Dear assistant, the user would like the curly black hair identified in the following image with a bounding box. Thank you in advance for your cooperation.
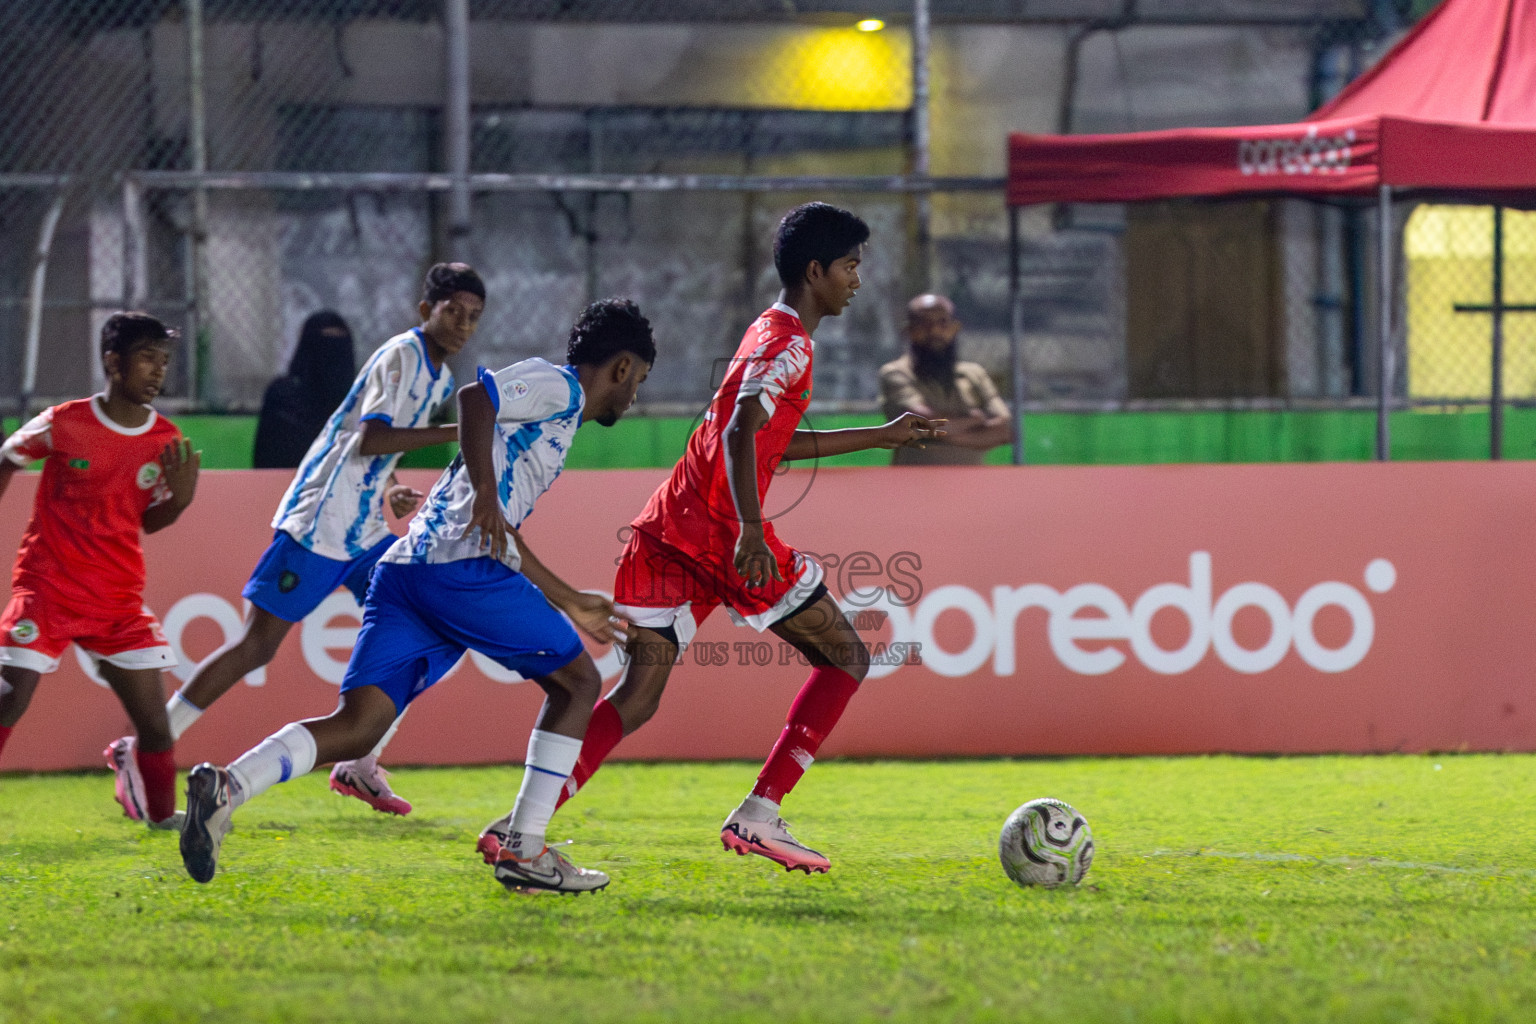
[566,298,656,367]
[773,202,870,288]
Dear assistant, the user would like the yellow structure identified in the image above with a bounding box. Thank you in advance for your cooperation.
[1405,205,1536,399]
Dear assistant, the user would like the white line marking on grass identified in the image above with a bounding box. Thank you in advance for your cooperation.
[1149,849,1536,878]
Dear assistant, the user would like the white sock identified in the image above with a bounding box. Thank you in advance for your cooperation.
[735,793,781,823]
[507,729,583,854]
[227,723,318,809]
[166,691,203,742]
[367,709,406,760]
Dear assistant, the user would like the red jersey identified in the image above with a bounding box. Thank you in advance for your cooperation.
[2,397,182,614]
[632,302,814,557]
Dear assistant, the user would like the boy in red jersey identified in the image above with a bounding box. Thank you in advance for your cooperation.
[0,312,199,828]
[477,202,945,873]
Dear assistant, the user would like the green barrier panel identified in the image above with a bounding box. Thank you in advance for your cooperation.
[1,414,267,470]
[1024,408,1523,464]
[175,416,259,469]
[396,441,460,470]
[6,408,1535,469]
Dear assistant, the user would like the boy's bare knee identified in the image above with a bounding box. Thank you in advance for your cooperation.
[568,666,602,706]
[244,625,288,665]
[633,693,662,727]
[136,724,174,752]
[0,668,39,725]
[611,689,659,731]
[607,659,672,732]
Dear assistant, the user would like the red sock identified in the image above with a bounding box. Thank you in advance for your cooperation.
[135,746,178,823]
[0,725,11,760]
[554,699,625,811]
[753,665,861,804]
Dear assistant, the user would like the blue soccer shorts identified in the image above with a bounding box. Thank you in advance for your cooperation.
[242,530,395,623]
[339,558,586,715]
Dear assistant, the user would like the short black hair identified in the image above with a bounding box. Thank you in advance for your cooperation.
[566,298,656,367]
[100,311,175,360]
[422,262,486,305]
[773,202,870,288]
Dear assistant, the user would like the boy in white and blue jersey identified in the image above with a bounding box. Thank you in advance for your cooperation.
[108,264,482,821]
[266,318,458,563]
[180,300,656,894]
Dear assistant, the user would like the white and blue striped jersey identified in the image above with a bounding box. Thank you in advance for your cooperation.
[272,328,456,561]
[383,358,583,573]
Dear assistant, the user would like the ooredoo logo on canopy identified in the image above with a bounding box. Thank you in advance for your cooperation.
[1237,126,1356,176]
[860,552,1396,680]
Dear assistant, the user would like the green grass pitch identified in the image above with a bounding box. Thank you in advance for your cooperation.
[3,755,1536,1023]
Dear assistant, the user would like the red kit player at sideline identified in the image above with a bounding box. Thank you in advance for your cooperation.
[476,202,946,874]
[0,312,200,829]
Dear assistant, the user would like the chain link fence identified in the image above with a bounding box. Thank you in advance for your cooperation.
[8,0,1493,433]
[1403,204,1536,405]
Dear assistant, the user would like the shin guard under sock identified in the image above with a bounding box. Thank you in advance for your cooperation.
[554,699,625,811]
[752,664,861,805]
[135,746,178,823]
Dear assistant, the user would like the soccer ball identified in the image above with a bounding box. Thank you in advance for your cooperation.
[998,798,1094,888]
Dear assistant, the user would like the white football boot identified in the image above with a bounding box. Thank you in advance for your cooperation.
[493,842,609,894]
[103,736,148,821]
[329,758,412,815]
[720,809,831,873]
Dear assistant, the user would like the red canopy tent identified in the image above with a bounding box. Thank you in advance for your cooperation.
[1003,0,1536,460]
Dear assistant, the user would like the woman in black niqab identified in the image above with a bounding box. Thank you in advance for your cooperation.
[253,311,357,469]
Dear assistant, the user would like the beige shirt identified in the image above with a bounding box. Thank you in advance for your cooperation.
[879,353,1011,466]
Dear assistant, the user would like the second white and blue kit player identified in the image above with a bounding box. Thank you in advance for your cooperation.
[180,299,656,894]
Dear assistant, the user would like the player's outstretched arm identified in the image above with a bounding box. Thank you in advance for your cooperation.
[0,461,16,503]
[507,529,626,646]
[358,420,458,457]
[879,368,941,421]
[142,438,200,534]
[782,412,947,462]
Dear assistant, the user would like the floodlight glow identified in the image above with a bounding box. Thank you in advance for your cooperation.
[856,18,885,32]
[735,27,910,110]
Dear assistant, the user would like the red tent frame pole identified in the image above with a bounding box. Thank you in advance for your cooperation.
[1376,184,1393,461]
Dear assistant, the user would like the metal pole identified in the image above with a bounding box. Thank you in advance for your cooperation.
[444,0,471,256]
[127,170,1005,193]
[1008,205,1026,465]
[1375,184,1392,461]
[911,0,931,292]
[122,177,148,309]
[20,192,66,423]
[186,0,209,405]
[1492,205,1505,460]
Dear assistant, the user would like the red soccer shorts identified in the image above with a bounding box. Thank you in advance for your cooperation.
[611,526,825,646]
[0,586,175,675]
